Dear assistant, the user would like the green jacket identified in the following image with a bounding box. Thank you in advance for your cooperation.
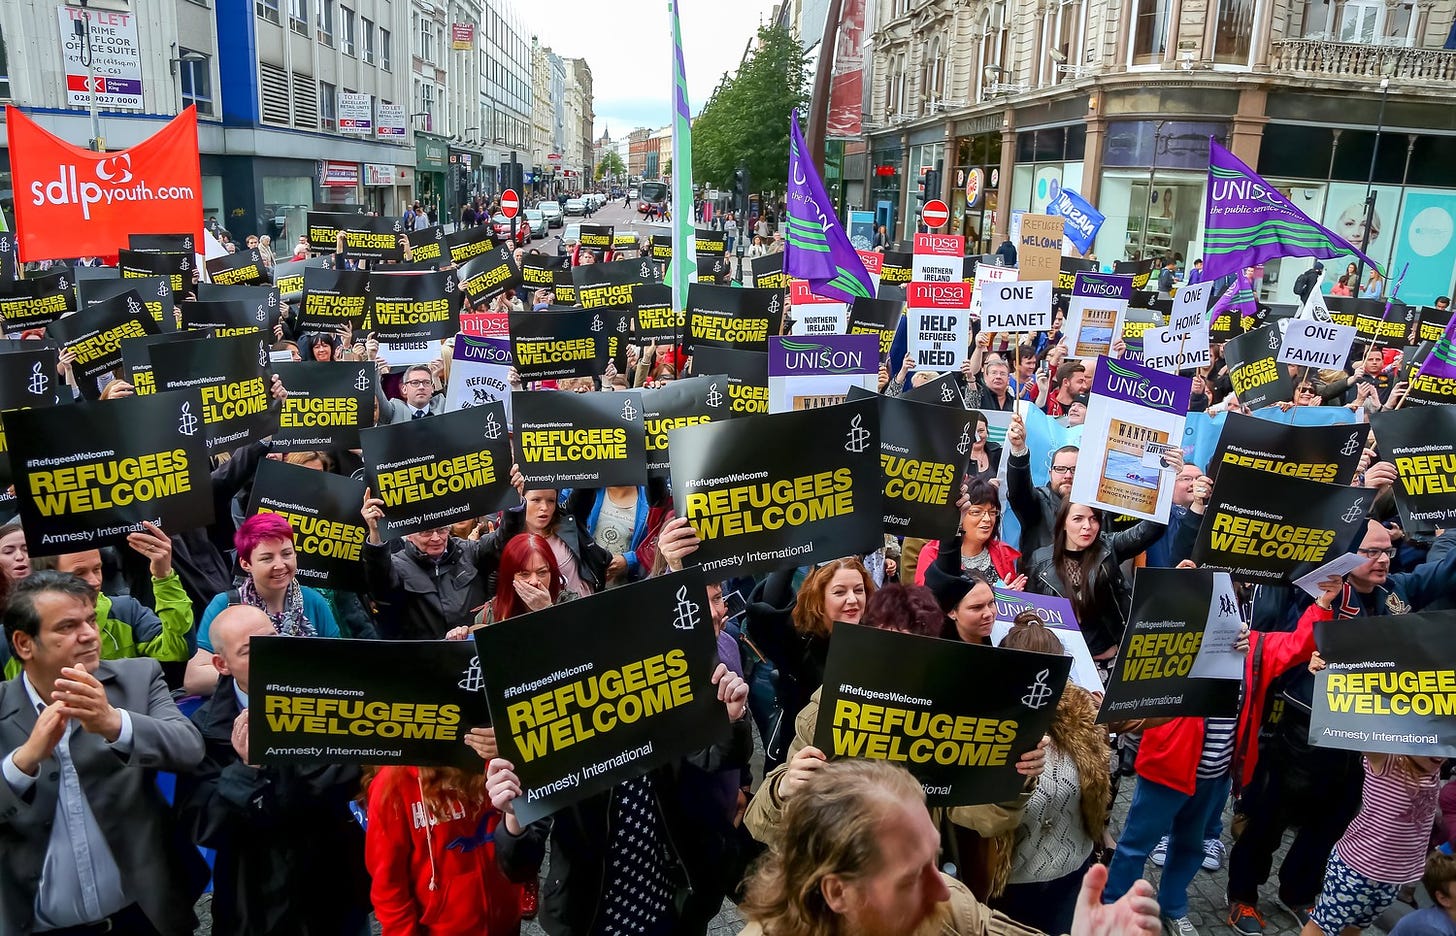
[2,573,193,680]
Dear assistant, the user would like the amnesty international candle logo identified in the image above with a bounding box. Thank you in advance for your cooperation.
[591,314,603,332]
[484,411,502,440]
[941,383,956,403]
[957,423,972,456]
[706,383,723,408]
[844,414,871,453]
[1341,496,1366,523]
[272,362,373,451]
[247,458,368,591]
[459,656,484,693]
[177,402,199,436]
[513,390,647,489]
[473,569,729,824]
[27,362,48,397]
[814,624,1070,805]
[1341,432,1362,457]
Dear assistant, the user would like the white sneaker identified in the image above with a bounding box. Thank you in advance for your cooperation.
[1150,835,1169,867]
[1203,838,1227,871]
[1164,914,1200,936]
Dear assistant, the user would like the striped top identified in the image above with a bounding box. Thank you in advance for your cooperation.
[1197,717,1238,779]
[1336,756,1440,885]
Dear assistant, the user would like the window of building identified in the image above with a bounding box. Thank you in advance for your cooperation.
[318,0,334,46]
[362,17,374,62]
[289,0,307,34]
[179,49,212,115]
[419,16,434,62]
[256,0,280,24]
[381,28,391,69]
[320,80,337,130]
[1339,0,1381,42]
[1130,0,1170,65]
[0,27,9,99]
[1213,0,1253,63]
[341,6,355,56]
[418,81,435,129]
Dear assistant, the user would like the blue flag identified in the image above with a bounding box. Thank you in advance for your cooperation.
[784,111,874,303]
[1047,188,1104,255]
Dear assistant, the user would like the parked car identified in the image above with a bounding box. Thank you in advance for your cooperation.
[540,201,564,228]
[491,213,531,246]
[564,198,588,216]
[523,209,545,239]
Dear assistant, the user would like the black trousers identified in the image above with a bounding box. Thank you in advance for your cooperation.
[1225,743,1362,907]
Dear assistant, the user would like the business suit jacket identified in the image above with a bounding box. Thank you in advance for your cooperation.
[375,381,445,425]
[0,658,209,936]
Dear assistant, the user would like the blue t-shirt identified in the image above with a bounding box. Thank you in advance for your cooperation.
[1391,908,1456,936]
[196,586,340,652]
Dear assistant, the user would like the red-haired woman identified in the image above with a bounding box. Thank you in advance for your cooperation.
[184,513,340,694]
[444,533,580,639]
[365,764,527,935]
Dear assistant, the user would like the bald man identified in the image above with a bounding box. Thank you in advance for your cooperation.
[175,606,370,935]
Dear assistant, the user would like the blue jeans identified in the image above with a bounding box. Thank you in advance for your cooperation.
[1104,774,1232,917]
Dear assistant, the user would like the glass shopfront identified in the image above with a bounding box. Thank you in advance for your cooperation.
[951,131,1003,256]
[870,141,905,240]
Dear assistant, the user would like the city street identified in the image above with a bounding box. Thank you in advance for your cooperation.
[510,196,672,256]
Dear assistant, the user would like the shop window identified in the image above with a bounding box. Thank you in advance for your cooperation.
[1331,129,1408,185]
[1034,128,1066,162]
[1130,0,1170,66]
[1257,124,1332,179]
[1212,0,1253,64]
[1066,124,1086,160]
[1407,135,1456,187]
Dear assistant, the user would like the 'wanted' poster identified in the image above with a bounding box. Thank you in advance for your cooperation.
[360,401,518,538]
[247,458,369,592]
[815,624,1069,805]
[1062,273,1134,360]
[475,569,730,824]
[668,397,882,577]
[1097,568,1245,722]
[513,389,647,488]
[1069,356,1190,523]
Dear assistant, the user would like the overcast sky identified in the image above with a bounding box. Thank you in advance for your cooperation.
[521,0,782,141]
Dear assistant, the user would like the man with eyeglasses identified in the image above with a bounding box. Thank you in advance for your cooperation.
[1227,519,1456,936]
[1005,413,1079,574]
[375,363,443,424]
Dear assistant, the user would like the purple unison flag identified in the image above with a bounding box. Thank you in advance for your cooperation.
[1203,139,1380,283]
[1208,268,1257,323]
[1418,317,1456,381]
[784,111,874,304]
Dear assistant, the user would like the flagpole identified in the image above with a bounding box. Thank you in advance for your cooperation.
[805,0,845,172]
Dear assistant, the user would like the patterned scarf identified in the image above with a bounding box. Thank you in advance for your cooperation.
[238,577,316,637]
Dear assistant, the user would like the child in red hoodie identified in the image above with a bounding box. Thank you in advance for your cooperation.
[366,765,528,935]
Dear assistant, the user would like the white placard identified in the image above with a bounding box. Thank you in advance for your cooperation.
[1292,553,1370,599]
[378,341,442,367]
[906,284,971,373]
[58,7,143,110]
[1188,573,1246,680]
[1143,324,1212,373]
[1277,319,1358,369]
[789,303,850,335]
[969,264,1018,319]
[911,253,960,283]
[1299,285,1331,321]
[980,280,1053,333]
[1170,281,1214,333]
[338,92,373,134]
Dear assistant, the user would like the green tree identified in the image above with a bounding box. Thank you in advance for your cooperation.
[595,150,625,182]
[691,24,809,198]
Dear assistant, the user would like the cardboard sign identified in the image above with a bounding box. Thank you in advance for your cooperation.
[205,248,269,287]
[360,402,518,538]
[1192,462,1372,584]
[119,248,193,295]
[1278,318,1358,370]
[650,234,673,262]
[969,264,1017,321]
[1417,304,1454,345]
[690,346,768,415]
[128,233,196,254]
[641,376,731,478]
[179,299,263,338]
[1310,612,1456,757]
[980,280,1053,334]
[443,335,514,423]
[880,251,913,286]
[1069,357,1190,522]
[7,390,214,555]
[694,228,726,255]
[270,256,329,302]
[1373,406,1456,533]
[850,387,971,537]
[903,370,969,409]
[1063,273,1135,360]
[150,331,277,453]
[787,281,849,337]
[1209,413,1369,487]
[1142,324,1212,374]
[405,225,445,265]
[81,275,174,332]
[251,637,488,768]
[1225,325,1291,410]
[573,260,646,311]
[121,330,206,395]
[0,347,62,494]
[458,246,521,302]
[1355,299,1415,348]
[0,274,76,333]
[246,458,369,592]
[911,233,963,284]
[906,282,970,373]
[814,623,1070,805]
[581,223,615,252]
[685,285,784,351]
[520,254,568,294]
[298,268,369,334]
[1097,569,1245,722]
[271,361,374,451]
[1169,281,1214,333]
[47,289,160,395]
[513,390,647,488]
[475,569,729,824]
[768,335,879,413]
[748,252,788,291]
[369,271,455,344]
[669,397,882,577]
[508,309,602,382]
[1016,213,1064,282]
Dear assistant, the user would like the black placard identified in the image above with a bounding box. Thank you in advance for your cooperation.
[271,255,331,302]
[0,231,14,283]
[1372,406,1456,533]
[369,271,455,343]
[0,347,62,494]
[514,389,647,487]
[196,284,282,334]
[82,275,175,332]
[7,390,214,555]
[246,459,369,592]
[206,248,270,286]
[521,254,568,292]
[696,253,727,284]
[650,234,673,262]
[632,284,680,345]
[848,297,902,359]
[1096,568,1245,721]
[475,569,728,823]
[573,260,647,311]
[508,309,602,382]
[151,331,277,453]
[690,345,767,414]
[298,268,369,333]
[251,636,488,768]
[1416,305,1454,345]
[458,246,521,302]
[118,248,194,295]
[443,225,498,267]
[849,386,970,537]
[0,273,77,333]
[272,361,374,450]
[1208,413,1370,487]
[1223,324,1291,410]
[1192,462,1371,584]
[641,376,731,478]
[553,269,578,305]
[579,223,614,252]
[121,330,208,395]
[748,252,787,291]
[1354,298,1414,348]
[360,401,518,538]
[685,284,784,351]
[179,299,261,338]
[47,290,160,395]
[881,251,913,286]
[129,233,196,254]
[669,397,882,577]
[307,212,403,260]
[1309,611,1456,757]
[814,623,1070,806]
[903,370,969,409]
[406,225,446,265]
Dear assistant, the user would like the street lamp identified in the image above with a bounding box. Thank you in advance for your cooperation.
[75,0,103,150]
[1139,120,1168,261]
[1353,66,1395,294]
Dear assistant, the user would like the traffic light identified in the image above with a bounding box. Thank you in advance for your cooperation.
[916,162,942,231]
[733,166,750,216]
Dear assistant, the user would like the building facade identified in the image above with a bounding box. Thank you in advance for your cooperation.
[864,0,1456,305]
[563,57,594,186]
